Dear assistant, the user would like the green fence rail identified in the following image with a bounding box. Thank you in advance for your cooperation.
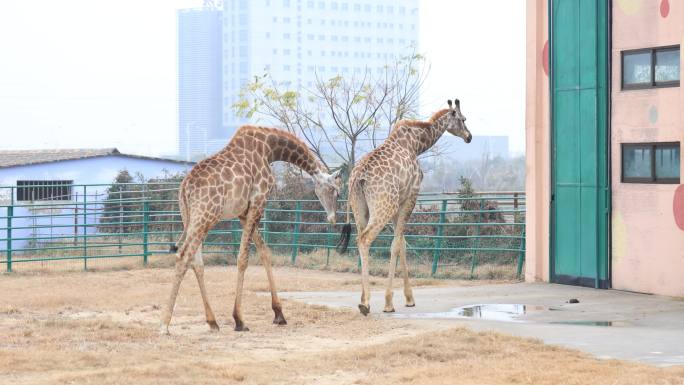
[0,183,525,279]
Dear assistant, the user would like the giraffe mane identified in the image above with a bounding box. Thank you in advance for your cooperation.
[234,125,328,172]
[391,109,449,134]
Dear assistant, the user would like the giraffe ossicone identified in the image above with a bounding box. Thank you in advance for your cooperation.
[338,100,472,315]
[160,125,339,334]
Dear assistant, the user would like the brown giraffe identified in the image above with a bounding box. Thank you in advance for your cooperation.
[338,100,471,315]
[161,125,341,334]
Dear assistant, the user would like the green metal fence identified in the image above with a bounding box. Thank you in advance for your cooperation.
[0,183,525,278]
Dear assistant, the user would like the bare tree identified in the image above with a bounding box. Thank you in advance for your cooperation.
[233,51,429,177]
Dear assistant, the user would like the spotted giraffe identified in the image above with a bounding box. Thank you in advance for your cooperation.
[338,100,472,315]
[161,125,341,334]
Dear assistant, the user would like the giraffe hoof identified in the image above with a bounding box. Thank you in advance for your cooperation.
[273,316,287,325]
[405,302,415,308]
[383,307,395,313]
[207,320,220,331]
[358,304,370,316]
[234,324,250,332]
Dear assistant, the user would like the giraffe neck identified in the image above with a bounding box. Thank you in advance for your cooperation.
[266,130,327,176]
[390,111,448,156]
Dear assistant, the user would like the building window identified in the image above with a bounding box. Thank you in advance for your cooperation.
[622,143,680,183]
[17,180,73,201]
[622,46,680,89]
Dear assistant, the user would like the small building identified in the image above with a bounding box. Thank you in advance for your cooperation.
[0,148,194,189]
[526,1,682,296]
[0,148,194,250]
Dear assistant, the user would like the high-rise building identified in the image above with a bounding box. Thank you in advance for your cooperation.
[221,0,420,152]
[178,0,419,160]
[177,5,223,161]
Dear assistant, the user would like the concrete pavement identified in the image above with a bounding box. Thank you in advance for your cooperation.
[280,282,684,366]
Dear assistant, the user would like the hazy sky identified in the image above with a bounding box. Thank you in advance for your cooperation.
[0,0,525,157]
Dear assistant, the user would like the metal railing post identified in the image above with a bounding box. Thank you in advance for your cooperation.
[291,201,301,265]
[326,223,332,267]
[263,203,270,245]
[517,229,526,280]
[230,219,238,259]
[83,185,88,271]
[118,190,123,253]
[143,200,149,265]
[6,205,13,273]
[431,199,447,276]
[513,192,519,211]
[470,198,484,278]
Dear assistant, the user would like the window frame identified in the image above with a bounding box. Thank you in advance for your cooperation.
[621,142,680,184]
[16,180,74,202]
[621,45,680,90]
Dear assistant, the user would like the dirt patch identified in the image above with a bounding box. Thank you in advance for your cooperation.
[0,267,682,384]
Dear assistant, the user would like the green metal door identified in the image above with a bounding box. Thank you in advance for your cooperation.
[551,0,609,288]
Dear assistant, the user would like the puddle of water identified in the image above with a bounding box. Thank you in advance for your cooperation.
[392,304,547,322]
[550,320,629,327]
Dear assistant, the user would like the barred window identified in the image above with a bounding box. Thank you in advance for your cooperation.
[17,180,73,201]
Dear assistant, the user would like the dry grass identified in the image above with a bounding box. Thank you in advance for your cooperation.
[1,267,682,385]
[6,247,521,281]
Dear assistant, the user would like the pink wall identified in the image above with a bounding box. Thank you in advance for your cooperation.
[525,0,551,283]
[611,0,684,296]
[526,0,684,296]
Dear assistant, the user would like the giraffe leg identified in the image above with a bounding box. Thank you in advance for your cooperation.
[357,218,385,316]
[383,232,400,313]
[398,235,415,307]
[232,206,261,332]
[160,234,201,335]
[191,247,219,331]
[396,193,418,307]
[252,229,286,325]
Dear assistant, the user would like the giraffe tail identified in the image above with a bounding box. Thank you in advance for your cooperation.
[336,180,354,254]
[170,182,189,253]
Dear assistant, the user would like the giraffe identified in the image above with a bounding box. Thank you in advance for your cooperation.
[337,100,471,315]
[161,125,341,334]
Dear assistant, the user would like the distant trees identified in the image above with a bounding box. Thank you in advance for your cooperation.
[421,155,525,192]
[98,170,187,236]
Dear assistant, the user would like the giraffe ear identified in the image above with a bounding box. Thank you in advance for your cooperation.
[330,169,342,179]
[447,100,453,109]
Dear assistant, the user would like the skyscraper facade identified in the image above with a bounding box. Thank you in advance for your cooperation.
[177,6,223,161]
[179,0,419,160]
[224,0,419,149]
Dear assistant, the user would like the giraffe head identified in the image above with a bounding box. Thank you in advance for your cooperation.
[313,169,342,224]
[443,99,472,143]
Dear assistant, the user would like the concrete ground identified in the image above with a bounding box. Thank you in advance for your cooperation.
[281,282,684,366]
